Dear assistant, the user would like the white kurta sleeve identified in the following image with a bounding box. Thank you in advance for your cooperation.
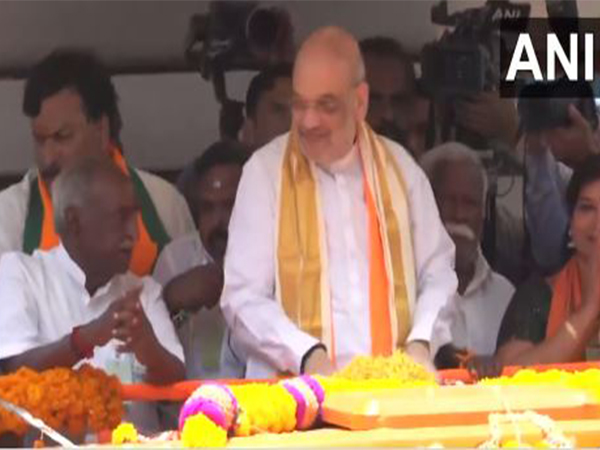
[430,298,457,357]
[0,253,42,360]
[403,158,458,345]
[220,151,319,375]
[140,277,185,363]
[152,241,180,287]
[136,170,196,241]
[0,178,30,258]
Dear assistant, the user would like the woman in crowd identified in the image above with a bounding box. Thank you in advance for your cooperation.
[496,154,600,365]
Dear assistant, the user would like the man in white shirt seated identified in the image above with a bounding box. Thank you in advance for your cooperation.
[154,141,248,380]
[0,157,185,431]
[421,142,515,378]
[221,26,457,378]
[0,50,195,276]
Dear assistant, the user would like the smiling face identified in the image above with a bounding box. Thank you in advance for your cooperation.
[291,28,369,168]
[570,179,600,260]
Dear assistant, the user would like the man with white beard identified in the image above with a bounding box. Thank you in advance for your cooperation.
[421,143,515,378]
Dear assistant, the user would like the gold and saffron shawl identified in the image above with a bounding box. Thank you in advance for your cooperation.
[276,121,416,361]
[22,147,170,276]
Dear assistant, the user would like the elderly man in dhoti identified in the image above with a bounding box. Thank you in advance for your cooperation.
[221,26,457,378]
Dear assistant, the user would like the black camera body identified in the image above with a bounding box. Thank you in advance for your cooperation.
[421,0,531,99]
[421,42,490,98]
[518,79,599,133]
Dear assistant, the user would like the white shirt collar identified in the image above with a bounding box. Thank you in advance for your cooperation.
[54,242,129,302]
[462,248,492,297]
[320,144,361,176]
[55,242,87,287]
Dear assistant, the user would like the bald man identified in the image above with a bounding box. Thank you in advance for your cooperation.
[221,27,457,377]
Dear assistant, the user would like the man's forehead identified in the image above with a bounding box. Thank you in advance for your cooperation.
[197,164,242,191]
[32,89,87,132]
[293,54,354,94]
[292,89,341,102]
[439,161,483,192]
[260,77,292,104]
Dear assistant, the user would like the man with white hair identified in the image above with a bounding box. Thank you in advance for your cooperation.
[421,143,514,377]
[221,26,457,378]
[0,157,185,431]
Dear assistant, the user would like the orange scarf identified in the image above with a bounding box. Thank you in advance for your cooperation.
[546,258,583,339]
[29,148,169,276]
[276,123,415,361]
[365,165,393,355]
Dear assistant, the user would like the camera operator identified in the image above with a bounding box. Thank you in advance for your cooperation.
[521,89,600,275]
[454,90,520,153]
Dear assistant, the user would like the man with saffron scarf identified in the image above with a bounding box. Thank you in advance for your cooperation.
[221,27,457,378]
[0,50,194,275]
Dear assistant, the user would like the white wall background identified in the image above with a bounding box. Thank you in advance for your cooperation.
[0,0,597,173]
[0,0,441,173]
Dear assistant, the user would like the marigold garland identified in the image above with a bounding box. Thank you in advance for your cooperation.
[162,351,436,447]
[173,375,322,447]
[0,365,122,438]
[108,362,600,448]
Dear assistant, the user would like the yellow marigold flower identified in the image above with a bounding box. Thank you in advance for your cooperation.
[235,412,251,437]
[181,413,228,448]
[111,422,139,445]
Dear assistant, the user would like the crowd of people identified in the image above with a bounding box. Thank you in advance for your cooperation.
[1,19,600,437]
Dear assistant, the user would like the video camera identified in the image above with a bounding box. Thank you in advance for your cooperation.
[421,0,531,99]
[518,79,598,133]
[185,1,293,104]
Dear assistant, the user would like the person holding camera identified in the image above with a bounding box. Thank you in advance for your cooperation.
[520,84,600,275]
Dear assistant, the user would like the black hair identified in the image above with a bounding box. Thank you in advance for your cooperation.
[566,154,600,216]
[359,36,416,86]
[23,49,122,145]
[193,140,249,181]
[183,141,249,223]
[245,64,293,119]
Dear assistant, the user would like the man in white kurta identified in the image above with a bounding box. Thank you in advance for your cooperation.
[0,244,184,382]
[221,27,457,378]
[432,249,514,357]
[154,141,250,380]
[0,49,194,273]
[0,157,185,432]
[421,143,514,374]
